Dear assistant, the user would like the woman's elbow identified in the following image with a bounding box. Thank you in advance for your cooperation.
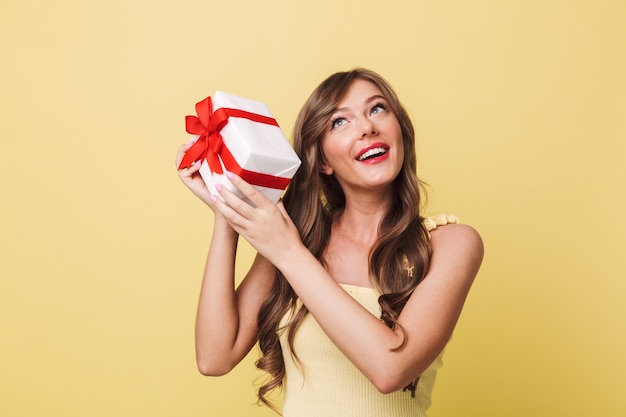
[371,375,414,395]
[370,364,426,395]
[196,356,236,377]
[374,380,398,395]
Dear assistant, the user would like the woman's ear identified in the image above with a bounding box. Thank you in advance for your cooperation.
[320,162,333,175]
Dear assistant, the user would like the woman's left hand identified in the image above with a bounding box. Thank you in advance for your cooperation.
[211,172,303,266]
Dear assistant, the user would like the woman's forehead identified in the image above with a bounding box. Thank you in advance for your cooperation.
[335,79,385,108]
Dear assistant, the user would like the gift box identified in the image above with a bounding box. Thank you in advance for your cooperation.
[179,91,301,203]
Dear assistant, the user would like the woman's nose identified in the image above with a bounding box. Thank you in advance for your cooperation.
[359,118,377,138]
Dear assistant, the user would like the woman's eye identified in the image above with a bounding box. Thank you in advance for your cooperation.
[371,103,387,115]
[331,118,347,129]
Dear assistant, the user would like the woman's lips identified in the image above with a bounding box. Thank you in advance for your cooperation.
[356,143,390,162]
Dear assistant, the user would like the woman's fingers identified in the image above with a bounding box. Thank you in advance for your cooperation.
[215,181,256,220]
[213,174,280,233]
[210,175,300,265]
[176,141,203,182]
[179,159,202,179]
[224,173,272,209]
[175,140,195,168]
[175,141,219,208]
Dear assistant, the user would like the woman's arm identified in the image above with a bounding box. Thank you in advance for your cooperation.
[195,228,275,375]
[176,143,275,376]
[276,224,482,393]
[214,173,483,392]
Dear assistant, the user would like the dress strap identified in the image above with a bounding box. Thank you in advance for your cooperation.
[422,214,459,238]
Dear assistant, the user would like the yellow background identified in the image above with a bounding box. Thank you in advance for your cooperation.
[2,0,624,416]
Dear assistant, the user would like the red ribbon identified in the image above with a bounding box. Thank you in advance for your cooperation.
[178,97,292,190]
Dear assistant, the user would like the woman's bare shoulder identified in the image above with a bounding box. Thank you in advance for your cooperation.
[429,222,484,268]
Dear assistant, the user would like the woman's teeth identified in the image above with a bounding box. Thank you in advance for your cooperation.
[357,147,387,161]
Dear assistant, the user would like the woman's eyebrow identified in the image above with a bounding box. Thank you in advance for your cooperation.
[365,94,387,103]
[332,95,387,114]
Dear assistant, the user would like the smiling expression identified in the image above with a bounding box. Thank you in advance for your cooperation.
[320,79,404,195]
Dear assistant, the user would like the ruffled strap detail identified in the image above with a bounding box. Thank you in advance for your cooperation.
[423,214,459,238]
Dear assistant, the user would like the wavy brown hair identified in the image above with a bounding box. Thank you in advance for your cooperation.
[255,68,432,410]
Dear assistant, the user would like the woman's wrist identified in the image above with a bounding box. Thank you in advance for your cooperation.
[271,240,310,276]
[212,216,239,239]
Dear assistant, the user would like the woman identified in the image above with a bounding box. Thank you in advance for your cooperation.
[176,68,483,416]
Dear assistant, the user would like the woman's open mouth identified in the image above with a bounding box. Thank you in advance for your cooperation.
[356,143,390,162]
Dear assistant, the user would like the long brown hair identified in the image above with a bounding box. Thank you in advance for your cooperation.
[255,68,431,409]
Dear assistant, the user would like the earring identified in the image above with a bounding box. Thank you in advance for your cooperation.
[402,255,414,278]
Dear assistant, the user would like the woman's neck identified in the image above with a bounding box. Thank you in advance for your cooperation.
[334,197,391,245]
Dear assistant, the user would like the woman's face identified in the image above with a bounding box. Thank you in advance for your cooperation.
[320,79,404,196]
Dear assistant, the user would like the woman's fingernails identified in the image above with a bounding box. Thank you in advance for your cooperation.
[210,194,218,203]
[225,171,234,179]
[215,184,222,192]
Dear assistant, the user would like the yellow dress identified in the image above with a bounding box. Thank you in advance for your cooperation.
[279,214,459,417]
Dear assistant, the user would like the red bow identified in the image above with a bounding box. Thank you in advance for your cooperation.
[178,96,292,190]
[178,97,231,172]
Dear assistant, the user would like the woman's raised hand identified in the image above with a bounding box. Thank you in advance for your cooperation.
[175,140,217,209]
[211,172,303,267]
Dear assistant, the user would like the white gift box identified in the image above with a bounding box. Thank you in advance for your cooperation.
[193,91,301,203]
